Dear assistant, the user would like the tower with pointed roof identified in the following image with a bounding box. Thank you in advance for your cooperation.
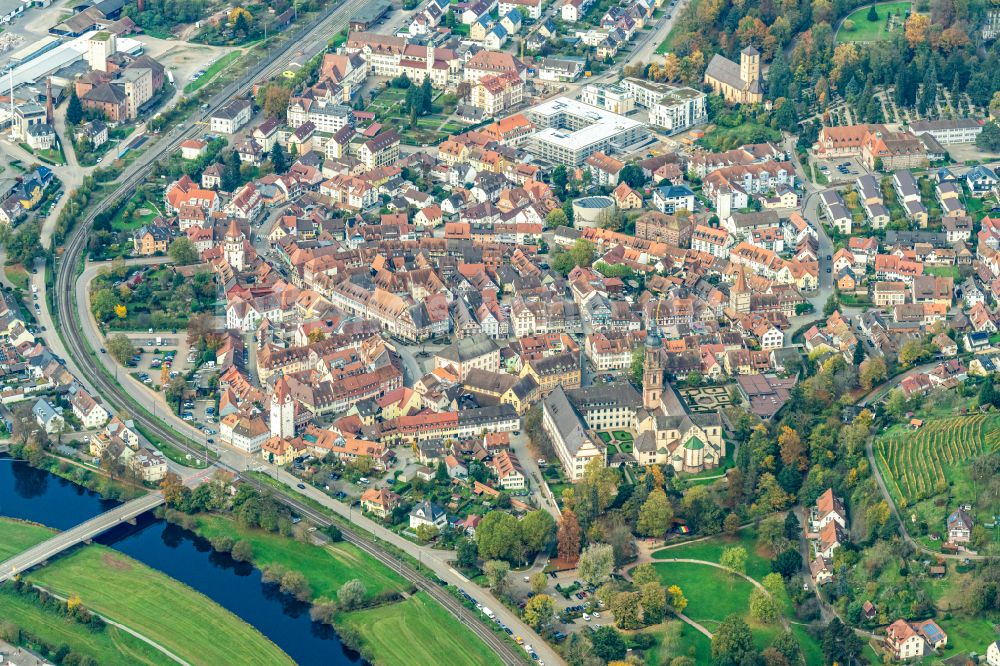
[223,219,246,272]
[642,329,665,410]
[270,376,294,439]
[730,266,751,314]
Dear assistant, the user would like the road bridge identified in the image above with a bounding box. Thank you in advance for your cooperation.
[0,493,164,583]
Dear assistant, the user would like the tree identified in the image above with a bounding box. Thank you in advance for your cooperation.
[523,594,555,630]
[867,4,878,20]
[723,513,740,535]
[618,164,648,189]
[164,376,186,413]
[521,510,556,556]
[551,165,568,195]
[852,338,865,366]
[640,582,667,623]
[279,570,311,602]
[6,222,42,266]
[758,515,789,556]
[231,539,253,562]
[106,333,136,366]
[783,512,800,542]
[160,471,186,506]
[859,357,887,390]
[578,543,615,586]
[631,563,658,587]
[169,237,199,265]
[778,426,804,469]
[415,523,439,542]
[720,546,747,576]
[749,587,779,623]
[667,584,687,613]
[546,208,568,229]
[609,591,642,629]
[630,346,645,384]
[270,142,288,174]
[483,559,511,593]
[977,121,1000,152]
[476,511,522,562]
[711,615,755,666]
[338,579,366,610]
[557,508,581,561]
[257,84,292,119]
[590,626,627,663]
[67,89,84,125]
[456,537,478,569]
[222,151,242,191]
[822,618,863,665]
[637,488,673,537]
[530,571,548,595]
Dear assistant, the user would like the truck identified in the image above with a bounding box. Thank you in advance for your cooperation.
[156,336,163,346]
[166,69,175,85]
[482,606,496,619]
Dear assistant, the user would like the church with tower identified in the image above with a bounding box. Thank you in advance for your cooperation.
[542,330,726,480]
[635,330,725,473]
[703,46,764,105]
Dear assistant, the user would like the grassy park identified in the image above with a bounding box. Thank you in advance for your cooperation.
[193,513,408,600]
[28,545,294,666]
[339,591,504,666]
[836,2,911,43]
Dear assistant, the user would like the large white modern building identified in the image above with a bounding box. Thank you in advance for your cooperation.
[580,82,635,115]
[621,77,707,134]
[524,97,649,166]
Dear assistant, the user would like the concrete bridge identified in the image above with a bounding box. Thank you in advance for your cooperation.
[0,493,165,582]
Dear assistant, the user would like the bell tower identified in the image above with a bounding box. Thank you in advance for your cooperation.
[642,330,664,410]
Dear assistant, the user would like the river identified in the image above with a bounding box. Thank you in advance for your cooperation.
[0,457,363,666]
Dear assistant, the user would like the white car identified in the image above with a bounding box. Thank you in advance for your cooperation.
[582,613,591,621]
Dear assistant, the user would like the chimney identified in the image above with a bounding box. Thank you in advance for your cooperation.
[45,78,54,123]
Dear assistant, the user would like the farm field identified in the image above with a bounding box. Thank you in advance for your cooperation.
[338,591,504,666]
[836,2,912,43]
[192,513,408,600]
[28,545,294,666]
[874,413,1000,506]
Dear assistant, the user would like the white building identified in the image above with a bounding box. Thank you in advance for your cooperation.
[580,82,635,115]
[524,96,648,166]
[71,390,110,429]
[909,118,983,145]
[210,99,252,135]
[409,500,447,530]
[649,87,707,134]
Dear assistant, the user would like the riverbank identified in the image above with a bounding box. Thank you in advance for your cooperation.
[179,511,505,666]
[28,546,294,666]
[0,517,293,666]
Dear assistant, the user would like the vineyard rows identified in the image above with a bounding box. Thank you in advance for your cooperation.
[875,414,1000,502]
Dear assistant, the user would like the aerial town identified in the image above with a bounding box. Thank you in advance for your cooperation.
[1,0,1000,663]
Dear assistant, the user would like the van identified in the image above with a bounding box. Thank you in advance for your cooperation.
[31,284,37,294]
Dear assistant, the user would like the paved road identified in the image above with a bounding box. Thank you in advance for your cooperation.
[46,3,550,664]
[0,493,165,582]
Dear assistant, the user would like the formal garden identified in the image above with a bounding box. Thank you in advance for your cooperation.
[679,386,735,414]
[597,430,634,455]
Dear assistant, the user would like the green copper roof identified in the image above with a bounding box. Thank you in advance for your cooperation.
[683,436,705,450]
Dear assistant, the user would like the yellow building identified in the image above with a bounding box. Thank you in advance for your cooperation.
[704,47,763,105]
[520,351,581,395]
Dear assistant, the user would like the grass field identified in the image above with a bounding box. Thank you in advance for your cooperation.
[923,265,962,278]
[836,2,911,43]
[874,413,1000,505]
[653,561,754,629]
[0,586,175,666]
[642,620,712,664]
[3,264,30,290]
[0,517,53,560]
[652,528,772,581]
[184,51,242,94]
[339,591,503,666]
[651,530,825,665]
[29,546,294,666]
[193,513,408,600]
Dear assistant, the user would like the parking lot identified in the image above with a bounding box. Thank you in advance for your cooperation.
[814,155,869,183]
